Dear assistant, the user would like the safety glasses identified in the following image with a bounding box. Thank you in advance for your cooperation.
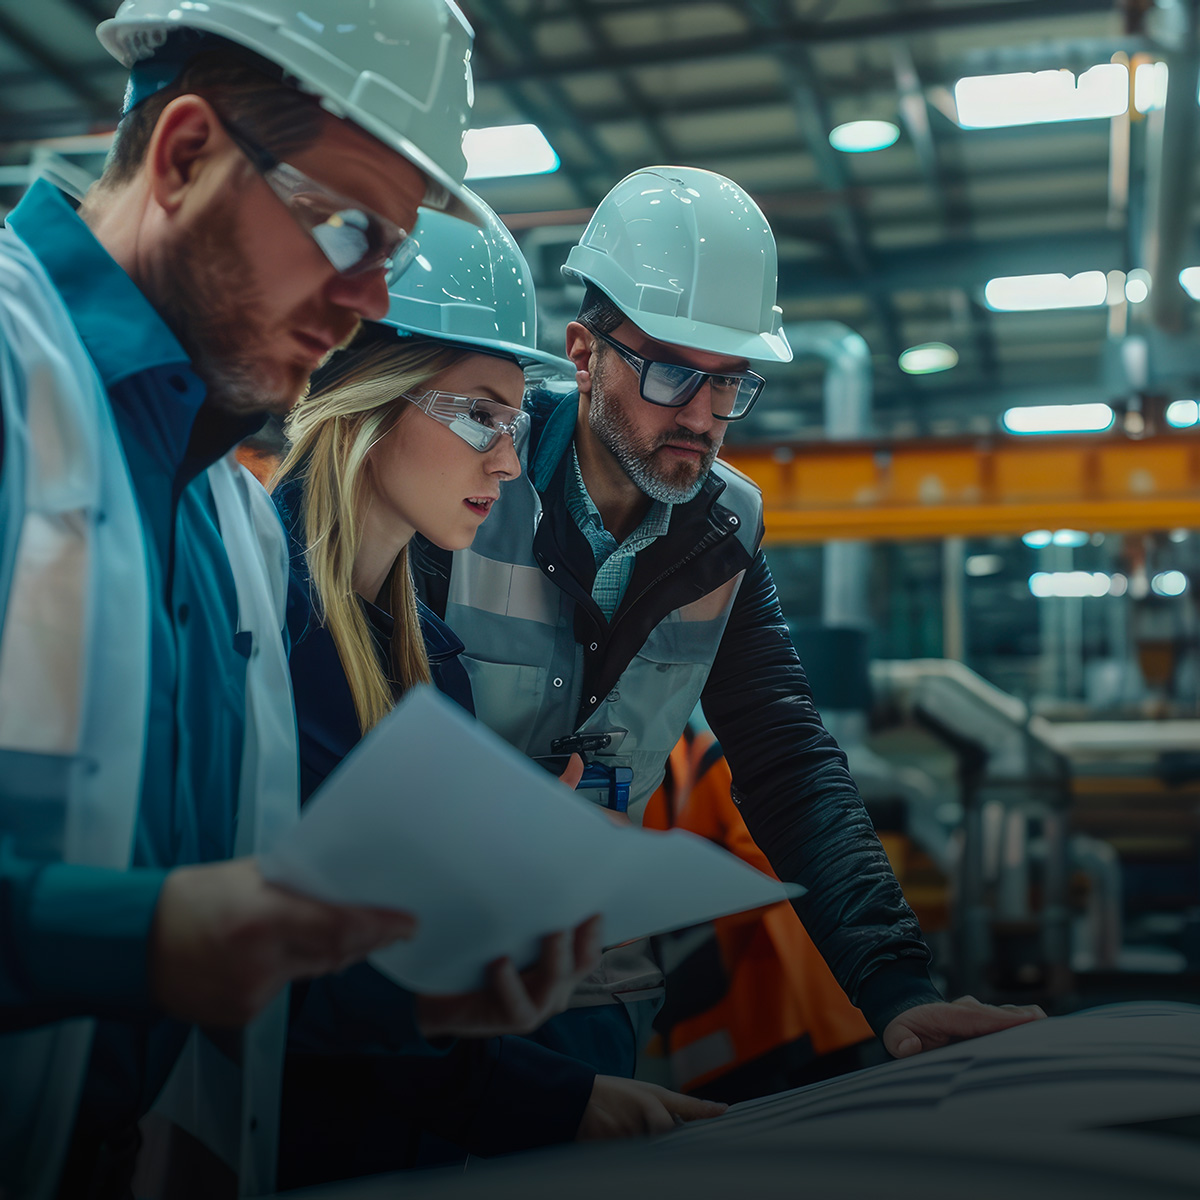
[403,389,531,456]
[218,115,419,284]
[584,323,766,421]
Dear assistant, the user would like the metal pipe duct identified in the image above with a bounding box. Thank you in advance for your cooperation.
[785,322,873,628]
[1146,0,1200,333]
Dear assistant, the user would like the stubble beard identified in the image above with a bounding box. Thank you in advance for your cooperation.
[154,194,345,418]
[587,360,720,504]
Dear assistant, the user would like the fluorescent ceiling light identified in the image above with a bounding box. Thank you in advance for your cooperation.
[828,120,900,153]
[1134,61,1169,113]
[1003,403,1115,435]
[1023,529,1089,548]
[1125,275,1149,304]
[955,64,1128,129]
[1053,529,1089,548]
[463,124,560,180]
[1029,571,1114,598]
[985,271,1108,311]
[1151,570,1188,596]
[1180,267,1200,299]
[965,554,1003,577]
[1166,399,1199,427]
[898,342,958,374]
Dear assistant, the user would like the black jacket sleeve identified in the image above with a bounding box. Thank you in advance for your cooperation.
[280,966,596,1184]
[701,550,942,1036]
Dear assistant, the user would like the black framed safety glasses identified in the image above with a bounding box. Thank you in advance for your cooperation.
[584,322,766,420]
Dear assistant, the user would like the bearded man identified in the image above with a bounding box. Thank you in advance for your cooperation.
[0,5,599,1196]
[415,166,1046,1081]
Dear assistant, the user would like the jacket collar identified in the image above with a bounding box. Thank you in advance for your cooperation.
[528,387,581,493]
[6,180,198,395]
[417,600,466,665]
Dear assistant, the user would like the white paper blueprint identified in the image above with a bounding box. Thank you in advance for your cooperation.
[259,685,801,993]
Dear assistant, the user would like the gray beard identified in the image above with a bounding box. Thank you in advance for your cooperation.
[587,366,718,504]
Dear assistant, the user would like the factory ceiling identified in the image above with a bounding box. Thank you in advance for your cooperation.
[0,0,1192,442]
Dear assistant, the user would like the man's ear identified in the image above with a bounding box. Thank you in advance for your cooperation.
[564,320,593,397]
[145,94,230,216]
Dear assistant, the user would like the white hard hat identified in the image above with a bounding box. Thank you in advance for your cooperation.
[385,191,573,377]
[97,0,478,222]
[562,166,793,364]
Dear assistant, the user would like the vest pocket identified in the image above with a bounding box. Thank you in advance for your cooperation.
[635,611,729,666]
[459,656,548,753]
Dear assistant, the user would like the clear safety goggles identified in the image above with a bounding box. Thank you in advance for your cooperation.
[403,389,531,456]
[585,323,766,421]
[219,115,419,284]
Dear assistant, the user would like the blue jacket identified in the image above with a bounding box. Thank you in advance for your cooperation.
[0,181,257,1190]
[272,480,596,1182]
[0,184,435,1194]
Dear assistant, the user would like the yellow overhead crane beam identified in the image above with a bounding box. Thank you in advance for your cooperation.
[720,431,1200,544]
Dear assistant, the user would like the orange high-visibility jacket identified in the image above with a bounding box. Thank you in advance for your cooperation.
[644,732,872,1091]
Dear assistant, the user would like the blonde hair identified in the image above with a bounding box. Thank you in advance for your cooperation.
[275,334,468,733]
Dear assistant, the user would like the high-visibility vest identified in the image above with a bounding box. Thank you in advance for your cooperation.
[644,732,873,1091]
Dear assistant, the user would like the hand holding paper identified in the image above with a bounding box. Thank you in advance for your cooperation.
[415,918,603,1038]
[260,687,801,994]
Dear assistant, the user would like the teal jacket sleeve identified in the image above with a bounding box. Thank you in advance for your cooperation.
[0,841,166,1025]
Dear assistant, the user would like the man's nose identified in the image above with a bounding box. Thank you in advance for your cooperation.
[675,380,721,435]
[325,266,391,322]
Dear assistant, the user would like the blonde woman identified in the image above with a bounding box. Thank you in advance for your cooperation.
[272,198,723,1188]
[275,329,527,795]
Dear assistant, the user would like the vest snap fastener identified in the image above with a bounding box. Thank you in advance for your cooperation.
[729,515,739,525]
[589,642,598,651]
[547,563,555,573]
[589,695,597,704]
[553,677,563,687]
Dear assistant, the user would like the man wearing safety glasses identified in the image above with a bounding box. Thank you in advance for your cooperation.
[415,166,1046,1081]
[0,4,598,1196]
